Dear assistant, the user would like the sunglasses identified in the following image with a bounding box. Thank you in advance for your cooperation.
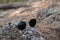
[17,19,36,30]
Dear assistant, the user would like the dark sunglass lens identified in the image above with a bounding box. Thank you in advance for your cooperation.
[29,19,36,27]
[17,21,26,30]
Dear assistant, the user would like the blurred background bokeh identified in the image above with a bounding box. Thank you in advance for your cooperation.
[0,0,27,3]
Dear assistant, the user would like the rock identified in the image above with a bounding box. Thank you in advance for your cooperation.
[0,1,60,40]
[2,23,45,40]
[36,2,60,40]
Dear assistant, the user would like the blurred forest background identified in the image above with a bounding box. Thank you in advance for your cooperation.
[0,0,27,3]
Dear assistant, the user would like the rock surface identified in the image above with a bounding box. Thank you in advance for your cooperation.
[0,1,60,40]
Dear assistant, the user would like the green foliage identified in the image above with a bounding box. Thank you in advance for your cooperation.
[0,0,26,3]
